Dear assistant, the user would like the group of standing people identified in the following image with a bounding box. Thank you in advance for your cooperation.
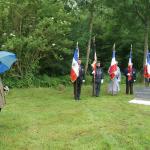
[72,59,137,100]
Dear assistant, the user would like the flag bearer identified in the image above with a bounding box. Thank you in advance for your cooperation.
[92,61,104,97]
[108,44,121,95]
[144,51,150,87]
[73,59,85,100]
[108,61,121,95]
[70,44,84,100]
[124,45,136,94]
[124,63,136,94]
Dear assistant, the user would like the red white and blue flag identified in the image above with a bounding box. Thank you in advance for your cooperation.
[91,51,97,75]
[70,47,79,82]
[144,51,150,78]
[109,49,117,80]
[128,46,132,81]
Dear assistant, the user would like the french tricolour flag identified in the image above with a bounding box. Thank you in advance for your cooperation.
[144,51,150,78]
[91,51,97,75]
[147,53,150,78]
[128,48,132,81]
[109,50,117,80]
[70,48,79,82]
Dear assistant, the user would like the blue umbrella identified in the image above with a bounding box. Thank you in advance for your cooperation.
[0,51,17,74]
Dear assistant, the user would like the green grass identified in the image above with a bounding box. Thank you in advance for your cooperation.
[0,84,150,150]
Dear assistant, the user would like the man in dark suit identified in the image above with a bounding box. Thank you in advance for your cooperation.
[124,63,136,94]
[74,59,85,100]
[92,61,104,97]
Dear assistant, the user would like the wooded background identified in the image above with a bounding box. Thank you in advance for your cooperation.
[0,0,149,87]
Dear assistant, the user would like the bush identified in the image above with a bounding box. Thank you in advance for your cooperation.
[33,74,71,87]
[3,73,34,88]
[3,74,71,88]
[3,71,144,89]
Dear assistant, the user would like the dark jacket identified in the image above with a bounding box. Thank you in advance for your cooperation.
[94,67,104,83]
[124,68,136,83]
[77,65,85,84]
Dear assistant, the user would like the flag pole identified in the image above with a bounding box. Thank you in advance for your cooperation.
[76,41,79,100]
[131,44,133,62]
[93,36,96,96]
[131,44,133,81]
[77,41,78,49]
[112,43,115,96]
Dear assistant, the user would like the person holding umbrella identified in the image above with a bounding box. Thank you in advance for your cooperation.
[0,51,16,112]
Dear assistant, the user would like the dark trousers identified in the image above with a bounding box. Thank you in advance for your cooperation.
[74,81,82,100]
[93,82,101,97]
[126,81,133,94]
[0,108,1,112]
[145,78,150,87]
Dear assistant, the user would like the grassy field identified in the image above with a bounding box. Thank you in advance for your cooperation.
[0,84,150,150]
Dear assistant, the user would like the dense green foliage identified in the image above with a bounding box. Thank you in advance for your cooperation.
[0,0,149,87]
[0,85,150,149]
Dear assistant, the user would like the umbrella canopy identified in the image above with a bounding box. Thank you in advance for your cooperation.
[0,51,17,74]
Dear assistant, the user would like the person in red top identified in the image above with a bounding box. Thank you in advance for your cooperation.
[124,63,136,94]
[144,65,150,87]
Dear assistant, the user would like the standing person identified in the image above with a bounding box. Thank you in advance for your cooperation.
[144,51,150,87]
[124,45,136,94]
[108,44,121,95]
[108,61,121,95]
[92,61,104,97]
[145,77,150,87]
[70,44,84,100]
[73,59,85,100]
[144,64,150,87]
[124,63,136,94]
[0,78,5,112]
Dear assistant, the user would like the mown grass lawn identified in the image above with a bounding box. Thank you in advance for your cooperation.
[0,84,150,150]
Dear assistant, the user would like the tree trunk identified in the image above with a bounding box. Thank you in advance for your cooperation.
[85,10,94,74]
[143,21,149,66]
